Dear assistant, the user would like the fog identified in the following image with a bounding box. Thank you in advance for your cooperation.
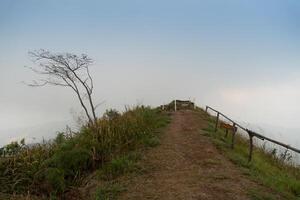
[1,0,300,156]
[1,64,300,150]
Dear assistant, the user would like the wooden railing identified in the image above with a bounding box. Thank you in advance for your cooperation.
[205,106,300,162]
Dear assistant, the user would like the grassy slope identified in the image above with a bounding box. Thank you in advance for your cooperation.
[92,111,171,200]
[201,111,300,200]
[3,107,299,200]
[0,107,171,200]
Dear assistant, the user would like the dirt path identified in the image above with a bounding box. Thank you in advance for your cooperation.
[119,110,260,200]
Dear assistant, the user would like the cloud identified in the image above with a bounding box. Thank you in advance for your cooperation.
[218,79,300,128]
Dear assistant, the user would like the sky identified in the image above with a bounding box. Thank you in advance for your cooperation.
[1,0,300,149]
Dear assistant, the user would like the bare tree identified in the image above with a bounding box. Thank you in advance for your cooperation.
[26,49,98,125]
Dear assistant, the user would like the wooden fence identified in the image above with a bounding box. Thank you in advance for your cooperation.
[205,106,300,162]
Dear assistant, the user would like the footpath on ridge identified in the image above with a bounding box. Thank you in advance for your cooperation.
[118,110,271,200]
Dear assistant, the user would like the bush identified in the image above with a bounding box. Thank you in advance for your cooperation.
[0,106,169,198]
[44,168,65,193]
[142,135,160,147]
[95,182,125,200]
[98,154,138,180]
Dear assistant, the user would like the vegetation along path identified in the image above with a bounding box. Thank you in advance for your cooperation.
[118,110,282,200]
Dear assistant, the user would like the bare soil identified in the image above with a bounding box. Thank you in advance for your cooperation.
[118,110,262,200]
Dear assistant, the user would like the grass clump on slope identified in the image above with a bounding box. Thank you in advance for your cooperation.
[202,113,300,200]
[0,106,169,199]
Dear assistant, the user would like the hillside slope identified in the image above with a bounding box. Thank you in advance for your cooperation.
[116,110,285,200]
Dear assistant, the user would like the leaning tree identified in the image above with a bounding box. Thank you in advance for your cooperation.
[26,49,98,125]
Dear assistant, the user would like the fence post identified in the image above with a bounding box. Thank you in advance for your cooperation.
[248,131,254,162]
[225,129,228,138]
[174,100,177,112]
[231,123,236,149]
[206,106,300,160]
[214,112,219,132]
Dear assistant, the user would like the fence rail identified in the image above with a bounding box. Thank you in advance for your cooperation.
[205,106,300,162]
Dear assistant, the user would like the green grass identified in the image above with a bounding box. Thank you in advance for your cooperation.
[0,106,170,198]
[201,114,300,200]
[97,152,141,181]
[95,182,126,200]
[142,134,161,147]
[248,189,277,200]
[94,111,169,199]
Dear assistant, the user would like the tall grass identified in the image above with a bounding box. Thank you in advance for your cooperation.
[202,113,300,200]
[0,106,169,198]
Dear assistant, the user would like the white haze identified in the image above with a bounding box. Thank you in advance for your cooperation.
[1,58,300,151]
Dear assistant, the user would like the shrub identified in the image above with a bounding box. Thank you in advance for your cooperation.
[95,182,125,200]
[44,168,65,193]
[142,135,160,147]
[0,106,169,198]
[98,154,138,180]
